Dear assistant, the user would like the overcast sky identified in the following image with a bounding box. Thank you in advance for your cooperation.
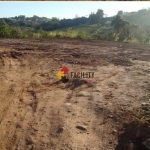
[0,2,150,19]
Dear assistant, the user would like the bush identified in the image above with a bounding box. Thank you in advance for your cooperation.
[10,27,22,38]
[22,34,29,38]
[56,31,64,38]
[104,32,115,41]
[47,32,57,38]
[32,33,41,38]
[0,23,11,38]
[77,31,90,39]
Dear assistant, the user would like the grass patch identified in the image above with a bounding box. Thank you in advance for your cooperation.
[133,107,150,123]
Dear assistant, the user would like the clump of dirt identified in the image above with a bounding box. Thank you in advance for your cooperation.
[116,121,150,150]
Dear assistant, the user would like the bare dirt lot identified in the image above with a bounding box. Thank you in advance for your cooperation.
[0,38,150,150]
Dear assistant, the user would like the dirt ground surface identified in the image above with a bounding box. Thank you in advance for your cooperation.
[0,38,150,150]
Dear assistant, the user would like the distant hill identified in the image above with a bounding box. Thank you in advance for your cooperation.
[0,8,149,33]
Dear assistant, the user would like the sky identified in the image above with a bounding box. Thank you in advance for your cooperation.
[0,2,150,19]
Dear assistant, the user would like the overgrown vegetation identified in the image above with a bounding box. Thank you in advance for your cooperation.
[0,8,150,44]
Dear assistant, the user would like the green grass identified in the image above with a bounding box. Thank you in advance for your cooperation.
[134,108,150,123]
[38,29,92,40]
[46,23,113,40]
[56,23,113,35]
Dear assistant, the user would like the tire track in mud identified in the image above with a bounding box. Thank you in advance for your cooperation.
[11,81,71,150]
[0,53,40,150]
[54,80,104,149]
[0,79,32,149]
[0,87,18,150]
[0,77,35,149]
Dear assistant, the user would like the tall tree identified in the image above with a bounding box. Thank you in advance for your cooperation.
[89,9,104,24]
[96,9,104,23]
[0,20,11,38]
[111,15,146,42]
[89,12,97,24]
[117,10,123,15]
[89,13,97,24]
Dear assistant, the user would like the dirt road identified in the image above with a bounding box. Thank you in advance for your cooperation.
[0,38,150,150]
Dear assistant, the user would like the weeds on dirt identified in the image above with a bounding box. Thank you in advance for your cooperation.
[102,102,150,149]
[133,108,150,123]
[21,28,91,40]
[110,100,150,124]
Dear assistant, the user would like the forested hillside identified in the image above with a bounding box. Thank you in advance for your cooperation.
[0,8,150,44]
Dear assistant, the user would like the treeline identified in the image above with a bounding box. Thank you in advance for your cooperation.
[1,8,150,32]
[1,18,149,44]
[0,21,103,39]
[0,8,150,44]
[0,9,104,31]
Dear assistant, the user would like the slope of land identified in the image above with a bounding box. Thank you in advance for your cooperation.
[0,38,150,150]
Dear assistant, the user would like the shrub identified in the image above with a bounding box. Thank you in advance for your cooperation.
[77,31,90,39]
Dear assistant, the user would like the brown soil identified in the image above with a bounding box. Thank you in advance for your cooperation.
[0,38,150,150]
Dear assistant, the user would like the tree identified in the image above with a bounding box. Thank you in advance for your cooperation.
[75,14,79,19]
[32,15,39,21]
[0,20,11,38]
[96,9,104,23]
[51,17,59,22]
[111,15,146,42]
[111,15,125,33]
[89,9,104,24]
[17,15,26,21]
[138,9,148,15]
[128,23,147,43]
[111,15,131,41]
[117,11,123,15]
[89,12,97,24]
